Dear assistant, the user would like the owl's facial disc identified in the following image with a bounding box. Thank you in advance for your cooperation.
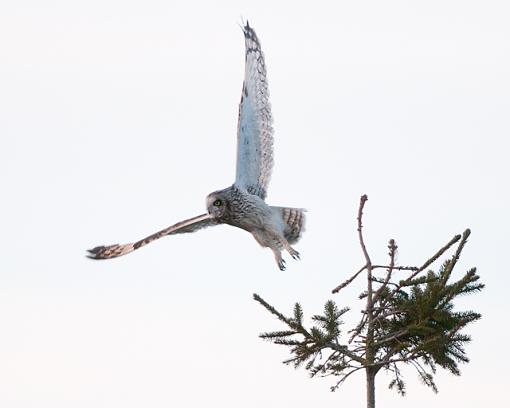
[207,193,227,219]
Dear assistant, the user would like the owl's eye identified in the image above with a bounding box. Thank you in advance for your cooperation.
[213,199,222,207]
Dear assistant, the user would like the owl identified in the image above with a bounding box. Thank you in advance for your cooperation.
[87,22,305,270]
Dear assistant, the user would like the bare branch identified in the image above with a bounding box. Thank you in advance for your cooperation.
[332,265,367,294]
[416,233,462,274]
[357,194,371,267]
[372,265,419,272]
[333,194,373,294]
[373,239,397,303]
[330,366,365,392]
[370,277,400,289]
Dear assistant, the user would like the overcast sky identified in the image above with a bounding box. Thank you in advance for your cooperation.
[1,1,509,407]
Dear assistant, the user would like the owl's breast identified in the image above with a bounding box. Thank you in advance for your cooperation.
[226,193,272,232]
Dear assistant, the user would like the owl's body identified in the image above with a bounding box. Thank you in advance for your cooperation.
[207,186,305,269]
[88,22,305,270]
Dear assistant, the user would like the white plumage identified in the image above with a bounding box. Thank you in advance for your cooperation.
[235,23,274,199]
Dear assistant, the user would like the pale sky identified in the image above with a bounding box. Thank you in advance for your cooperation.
[1,1,509,407]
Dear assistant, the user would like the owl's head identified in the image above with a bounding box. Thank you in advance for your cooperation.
[206,189,230,220]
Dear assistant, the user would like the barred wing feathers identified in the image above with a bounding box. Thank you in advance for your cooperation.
[235,22,274,200]
[87,213,216,259]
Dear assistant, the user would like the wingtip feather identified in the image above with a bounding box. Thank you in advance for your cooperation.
[86,244,124,260]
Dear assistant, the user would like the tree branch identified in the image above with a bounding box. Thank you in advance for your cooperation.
[372,239,397,303]
[357,194,372,267]
[373,232,463,317]
[330,366,366,391]
[332,265,367,294]
[372,265,419,272]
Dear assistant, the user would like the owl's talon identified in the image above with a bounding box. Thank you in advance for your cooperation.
[278,259,286,271]
[288,248,300,260]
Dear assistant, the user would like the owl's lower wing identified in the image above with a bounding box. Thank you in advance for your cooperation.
[235,22,274,200]
[87,213,216,260]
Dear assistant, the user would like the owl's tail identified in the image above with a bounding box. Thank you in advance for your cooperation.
[273,207,306,245]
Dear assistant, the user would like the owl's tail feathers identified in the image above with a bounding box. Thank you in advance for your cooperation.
[87,243,135,259]
[274,207,306,245]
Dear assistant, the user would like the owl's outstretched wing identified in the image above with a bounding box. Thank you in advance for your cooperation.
[87,213,216,260]
[235,22,274,200]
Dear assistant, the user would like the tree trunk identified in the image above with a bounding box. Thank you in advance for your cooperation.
[366,368,375,408]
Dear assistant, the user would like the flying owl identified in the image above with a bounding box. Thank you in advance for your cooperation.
[87,22,305,270]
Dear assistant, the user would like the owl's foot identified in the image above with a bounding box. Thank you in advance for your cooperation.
[288,247,300,260]
[272,249,287,271]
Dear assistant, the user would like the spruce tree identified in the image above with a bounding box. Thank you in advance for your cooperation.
[254,195,483,408]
